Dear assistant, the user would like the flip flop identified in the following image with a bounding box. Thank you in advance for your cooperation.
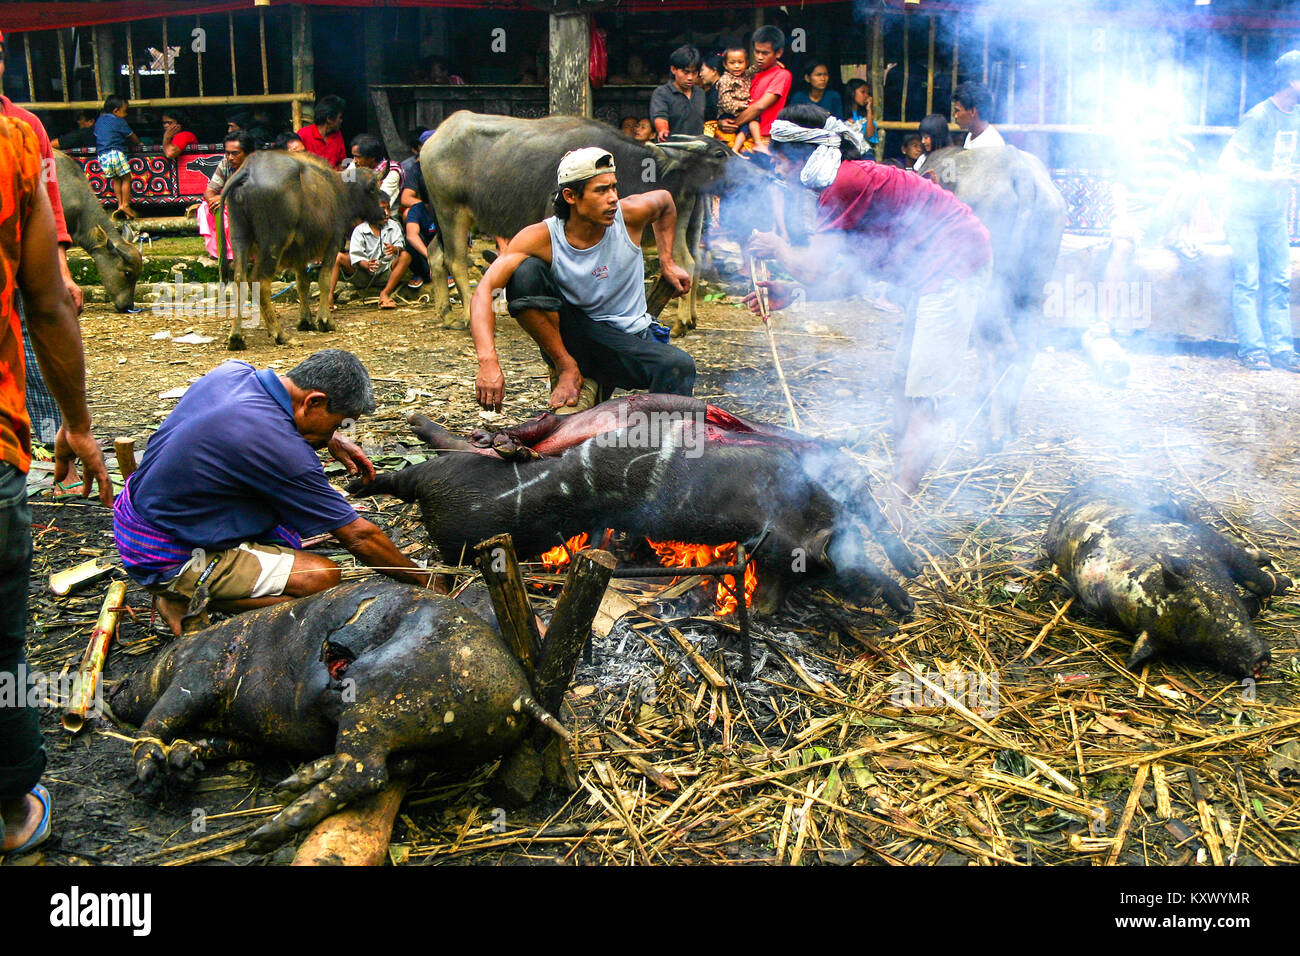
[379,299,397,310]
[4,785,51,857]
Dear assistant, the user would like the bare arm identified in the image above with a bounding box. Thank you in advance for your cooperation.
[621,190,690,295]
[725,91,780,130]
[1220,142,1299,184]
[470,223,552,410]
[332,516,437,589]
[19,184,112,505]
[404,219,428,259]
[749,230,844,287]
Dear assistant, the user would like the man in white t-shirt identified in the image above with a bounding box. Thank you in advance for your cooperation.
[953,81,1005,150]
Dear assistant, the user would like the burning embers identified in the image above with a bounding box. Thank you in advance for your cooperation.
[541,533,758,615]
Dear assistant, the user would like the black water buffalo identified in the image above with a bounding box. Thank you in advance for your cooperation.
[221,151,384,350]
[54,151,143,312]
[421,111,757,336]
[921,145,1067,449]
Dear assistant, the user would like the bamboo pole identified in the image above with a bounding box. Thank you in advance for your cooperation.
[91,29,102,102]
[1038,25,1046,125]
[982,20,989,84]
[196,16,204,98]
[162,18,170,99]
[750,258,802,432]
[1239,34,1248,120]
[871,13,884,160]
[62,580,127,733]
[901,11,909,122]
[24,34,36,102]
[1200,33,1210,128]
[259,7,269,96]
[126,22,137,101]
[926,16,936,115]
[1065,28,1073,125]
[228,12,238,98]
[951,19,959,93]
[18,92,315,111]
[1176,32,1184,125]
[58,29,68,103]
[1007,19,1016,124]
[1095,27,1104,125]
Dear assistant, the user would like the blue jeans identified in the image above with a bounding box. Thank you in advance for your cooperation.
[1225,209,1295,358]
[0,463,44,801]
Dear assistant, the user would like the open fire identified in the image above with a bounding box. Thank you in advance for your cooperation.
[540,533,757,614]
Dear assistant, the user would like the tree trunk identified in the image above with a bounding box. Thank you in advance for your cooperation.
[548,12,590,117]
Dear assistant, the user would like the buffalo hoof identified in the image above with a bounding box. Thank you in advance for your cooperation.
[297,317,314,332]
[670,320,690,339]
[316,316,335,333]
[227,332,247,351]
[444,318,469,332]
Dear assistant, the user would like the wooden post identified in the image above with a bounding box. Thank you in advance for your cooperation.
[982,20,989,84]
[901,11,910,122]
[196,16,204,98]
[1038,24,1046,125]
[114,438,137,479]
[1007,18,1016,124]
[925,16,935,115]
[1065,27,1073,125]
[58,29,68,103]
[548,11,591,117]
[1199,34,1210,128]
[530,549,616,746]
[228,12,238,98]
[292,3,313,125]
[1096,26,1105,125]
[24,34,36,102]
[473,534,542,675]
[93,25,114,102]
[125,24,137,101]
[259,7,270,96]
[871,13,885,160]
[1239,34,1248,120]
[951,19,959,93]
[291,780,409,866]
[162,18,170,99]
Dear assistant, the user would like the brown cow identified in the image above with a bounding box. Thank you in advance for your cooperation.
[220,151,384,350]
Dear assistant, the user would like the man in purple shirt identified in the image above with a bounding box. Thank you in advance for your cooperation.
[113,350,434,635]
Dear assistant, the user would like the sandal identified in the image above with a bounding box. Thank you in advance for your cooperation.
[378,298,397,310]
[1,784,51,857]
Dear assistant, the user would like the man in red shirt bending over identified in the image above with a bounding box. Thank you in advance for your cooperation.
[746,104,992,510]
[296,95,346,169]
[718,25,792,150]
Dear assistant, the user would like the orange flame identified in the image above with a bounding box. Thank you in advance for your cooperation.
[646,539,758,615]
[540,533,590,571]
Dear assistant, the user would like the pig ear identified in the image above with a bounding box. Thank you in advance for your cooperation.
[1158,552,1189,590]
[1127,631,1159,670]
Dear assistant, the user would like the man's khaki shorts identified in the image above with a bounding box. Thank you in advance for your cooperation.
[148,543,297,603]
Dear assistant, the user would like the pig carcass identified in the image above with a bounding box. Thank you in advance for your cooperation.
[1045,480,1289,677]
[108,579,569,853]
[350,394,920,615]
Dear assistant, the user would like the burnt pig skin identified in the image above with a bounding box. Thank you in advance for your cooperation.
[109,579,569,853]
[1045,480,1289,678]
[351,395,922,617]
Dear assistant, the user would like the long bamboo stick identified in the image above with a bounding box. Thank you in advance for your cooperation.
[58,29,68,103]
[749,258,801,431]
[63,580,127,733]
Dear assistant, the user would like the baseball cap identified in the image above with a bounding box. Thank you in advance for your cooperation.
[556,147,616,187]
[418,129,435,145]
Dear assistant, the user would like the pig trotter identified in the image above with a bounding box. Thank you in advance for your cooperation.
[248,751,389,853]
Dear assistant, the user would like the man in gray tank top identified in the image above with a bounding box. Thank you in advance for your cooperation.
[469,147,695,413]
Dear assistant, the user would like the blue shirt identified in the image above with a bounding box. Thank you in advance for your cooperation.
[122,362,356,574]
[93,113,134,153]
[1225,98,1300,215]
[407,201,438,243]
[790,88,843,119]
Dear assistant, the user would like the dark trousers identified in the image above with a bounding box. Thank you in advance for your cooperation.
[506,256,695,395]
[0,462,44,802]
[406,239,431,283]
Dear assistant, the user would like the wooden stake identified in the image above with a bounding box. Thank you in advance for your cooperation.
[530,548,616,746]
[1152,762,1172,820]
[473,534,542,676]
[1104,762,1148,866]
[750,258,802,431]
[114,437,137,480]
[63,580,127,733]
[291,780,409,866]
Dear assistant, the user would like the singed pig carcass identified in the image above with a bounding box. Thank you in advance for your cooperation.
[109,580,569,853]
[349,395,920,616]
[1045,480,1289,677]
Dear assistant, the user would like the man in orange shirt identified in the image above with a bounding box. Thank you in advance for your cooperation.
[0,116,112,856]
[717,25,792,149]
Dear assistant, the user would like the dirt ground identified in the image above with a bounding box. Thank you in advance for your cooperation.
[9,263,1300,867]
